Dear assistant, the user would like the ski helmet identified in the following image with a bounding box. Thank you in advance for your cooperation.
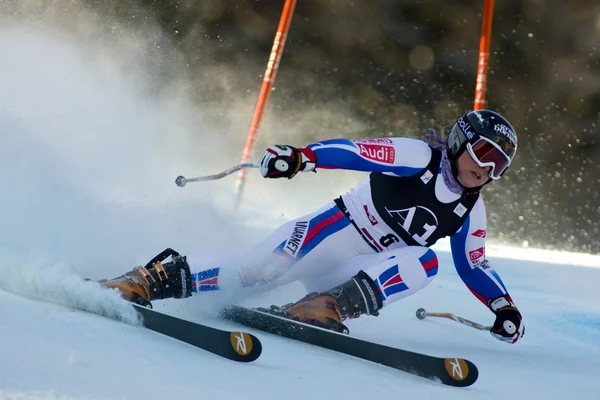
[446,109,517,181]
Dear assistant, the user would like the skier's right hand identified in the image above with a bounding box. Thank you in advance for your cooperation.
[489,295,524,344]
[259,145,317,179]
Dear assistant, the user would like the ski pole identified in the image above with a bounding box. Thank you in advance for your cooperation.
[415,308,492,331]
[175,162,260,187]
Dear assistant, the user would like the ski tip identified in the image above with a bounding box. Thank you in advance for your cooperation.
[229,331,263,362]
[441,358,479,387]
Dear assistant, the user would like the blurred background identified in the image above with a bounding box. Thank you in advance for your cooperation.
[1,0,599,255]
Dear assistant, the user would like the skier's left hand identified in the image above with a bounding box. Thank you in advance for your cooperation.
[260,145,317,179]
[489,295,524,344]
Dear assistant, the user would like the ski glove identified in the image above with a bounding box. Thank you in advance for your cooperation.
[489,295,524,344]
[260,145,317,179]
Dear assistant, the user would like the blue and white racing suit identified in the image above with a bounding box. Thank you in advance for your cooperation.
[189,137,512,311]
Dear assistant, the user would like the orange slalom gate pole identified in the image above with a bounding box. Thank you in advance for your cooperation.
[235,0,298,204]
[474,0,494,110]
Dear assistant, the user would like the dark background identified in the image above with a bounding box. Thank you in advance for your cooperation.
[41,1,600,253]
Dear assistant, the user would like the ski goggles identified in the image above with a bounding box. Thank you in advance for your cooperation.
[466,136,511,180]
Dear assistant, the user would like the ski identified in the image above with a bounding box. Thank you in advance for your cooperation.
[132,304,262,362]
[220,306,478,387]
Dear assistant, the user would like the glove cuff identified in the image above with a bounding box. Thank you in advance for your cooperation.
[298,147,317,172]
[488,295,515,312]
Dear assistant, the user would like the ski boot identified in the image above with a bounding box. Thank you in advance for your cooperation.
[259,271,383,334]
[100,248,192,307]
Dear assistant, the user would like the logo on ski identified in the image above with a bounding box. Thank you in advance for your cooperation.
[230,332,253,356]
[222,306,479,387]
[444,358,469,381]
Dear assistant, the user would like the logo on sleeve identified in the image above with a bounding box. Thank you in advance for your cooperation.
[284,221,309,257]
[355,138,393,144]
[471,229,486,238]
[357,143,395,164]
[469,247,485,261]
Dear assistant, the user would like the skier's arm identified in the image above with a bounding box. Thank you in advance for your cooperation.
[450,198,524,343]
[306,137,430,176]
[449,202,508,305]
[259,138,431,179]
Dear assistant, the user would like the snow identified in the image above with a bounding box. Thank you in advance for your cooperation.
[1,17,600,400]
[1,250,600,400]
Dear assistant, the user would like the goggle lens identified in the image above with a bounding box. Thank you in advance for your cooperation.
[467,138,511,180]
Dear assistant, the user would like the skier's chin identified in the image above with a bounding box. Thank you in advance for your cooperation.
[457,175,478,189]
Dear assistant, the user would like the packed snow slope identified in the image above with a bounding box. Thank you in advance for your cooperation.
[1,250,600,400]
[1,17,600,400]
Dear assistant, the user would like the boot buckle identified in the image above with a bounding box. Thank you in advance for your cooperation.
[152,261,169,283]
[137,266,155,284]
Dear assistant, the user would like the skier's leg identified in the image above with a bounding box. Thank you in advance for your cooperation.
[101,201,375,307]
[100,202,353,305]
[361,246,439,306]
[187,201,374,296]
[280,246,438,331]
[312,245,438,304]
